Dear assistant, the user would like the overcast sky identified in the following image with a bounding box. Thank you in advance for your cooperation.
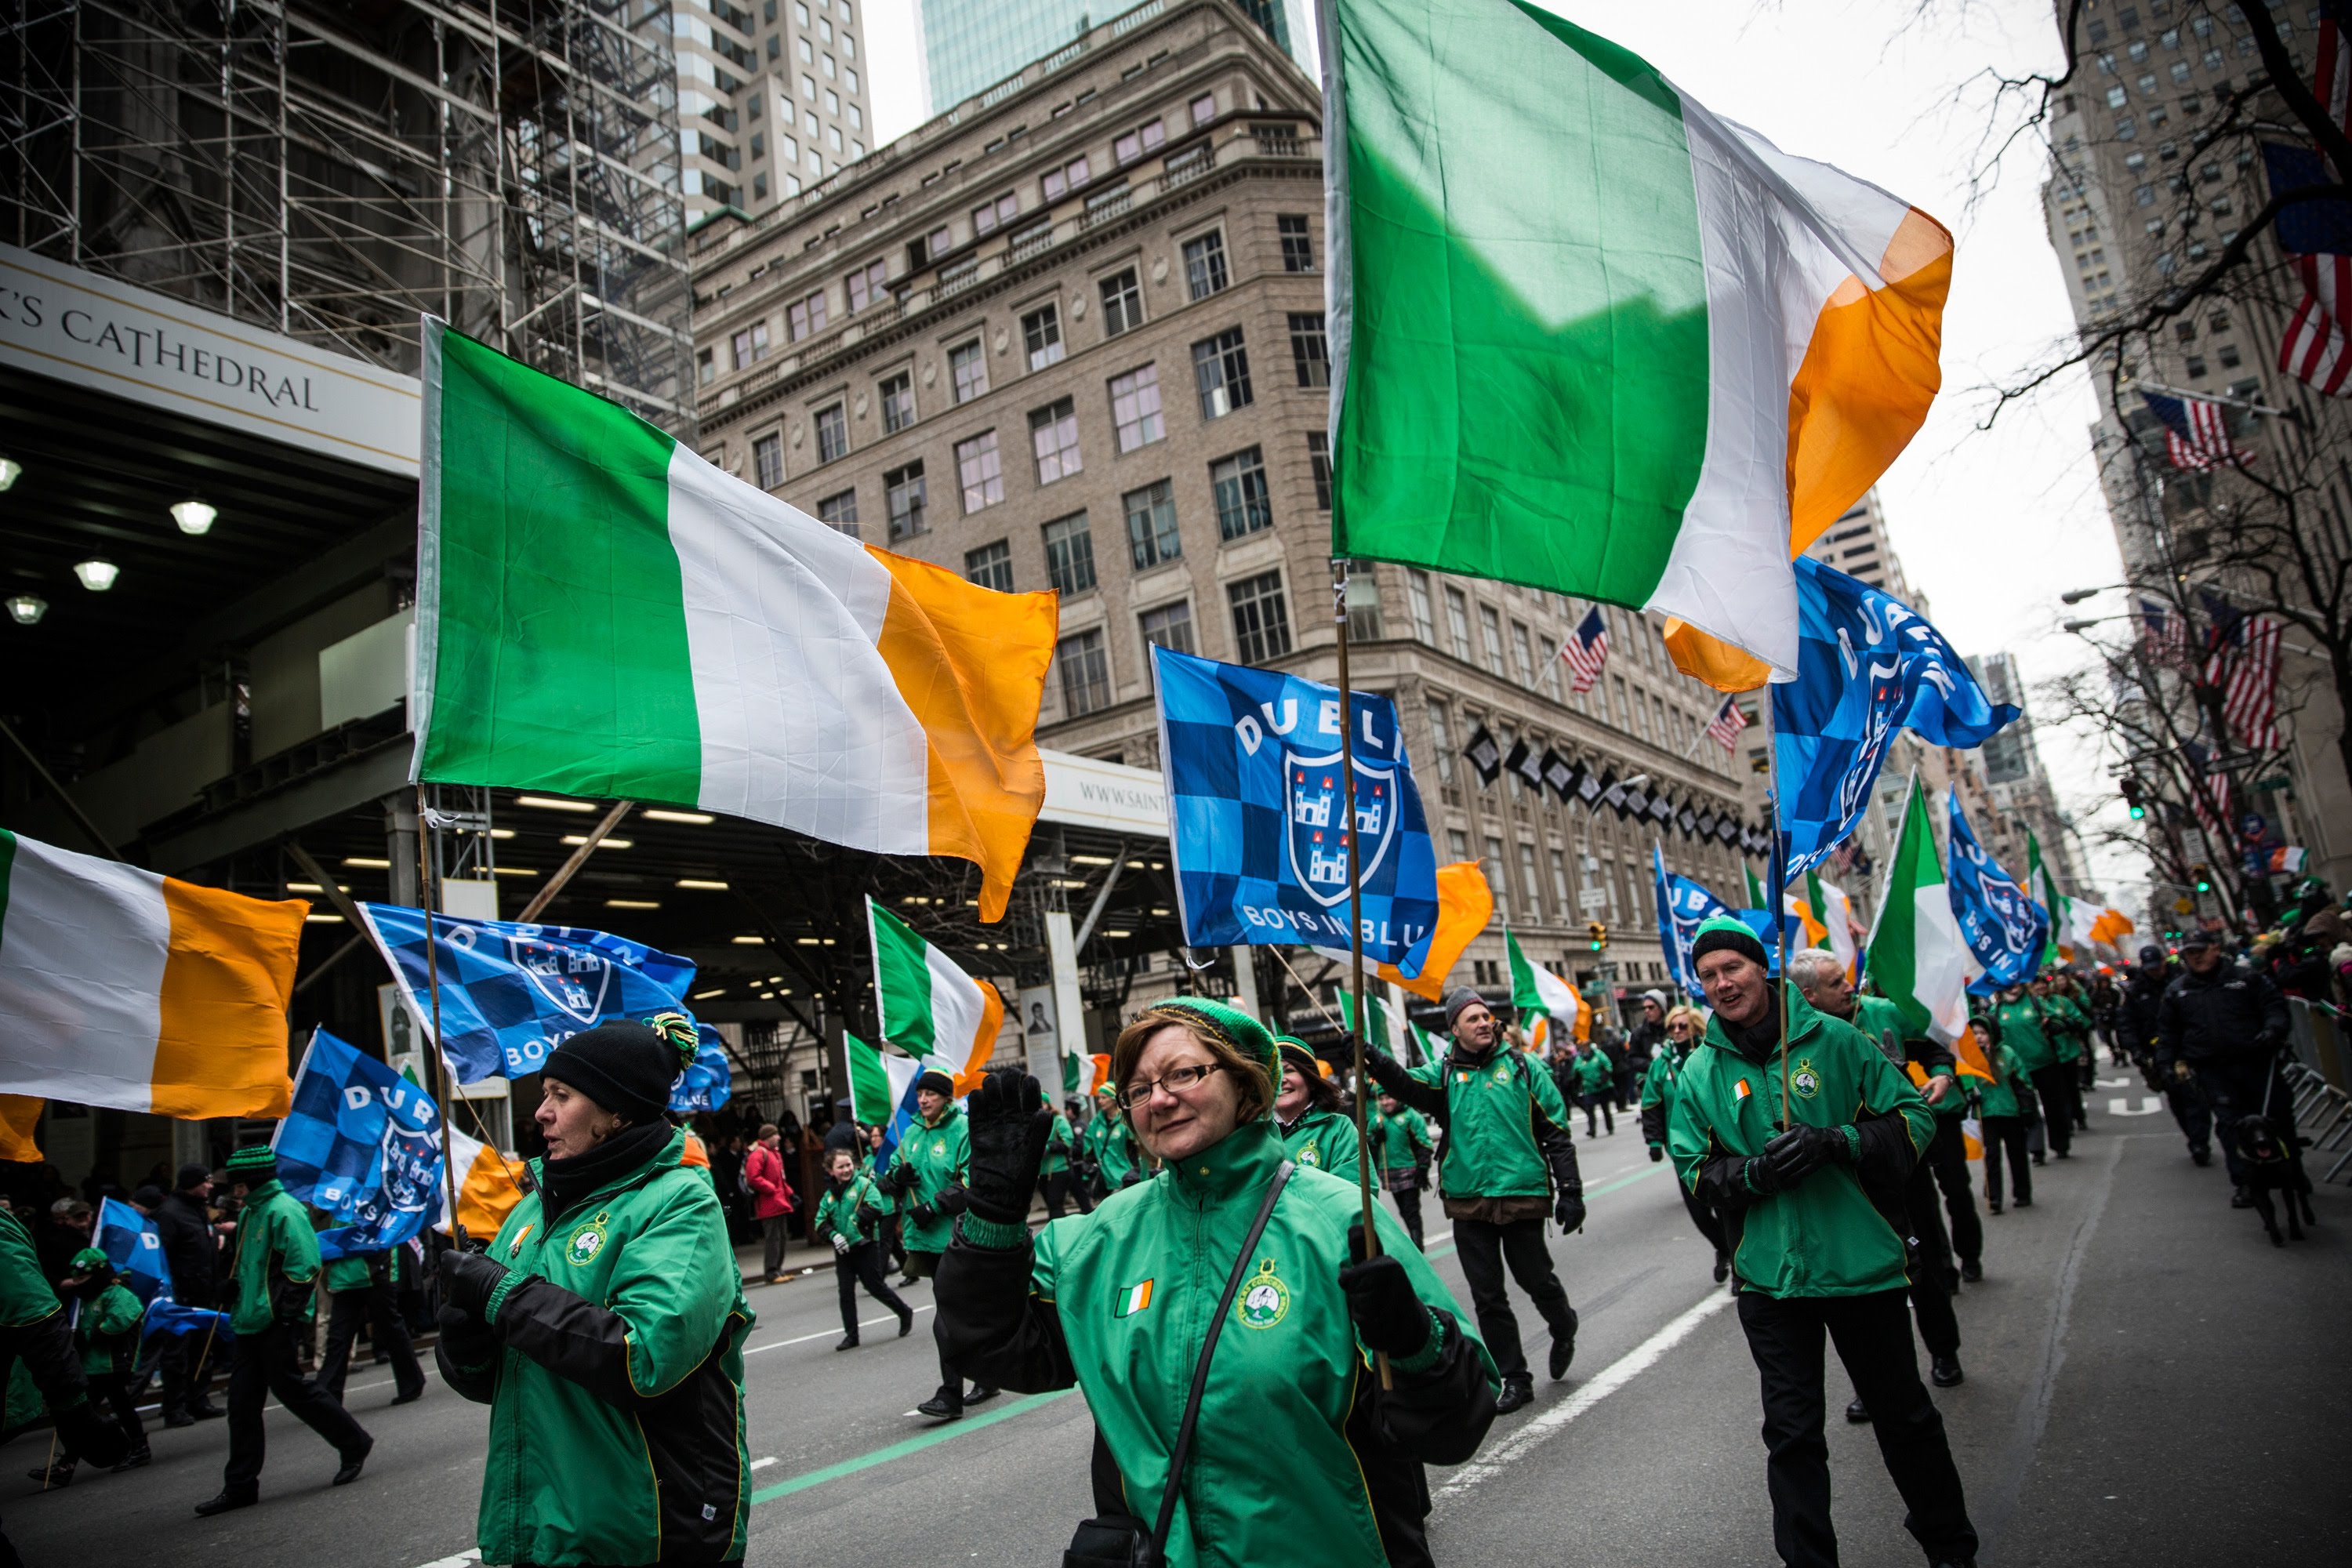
[860,0,2142,901]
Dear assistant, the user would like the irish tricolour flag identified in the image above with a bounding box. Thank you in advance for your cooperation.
[1864,776,1969,1045]
[0,831,306,1118]
[869,899,1004,1093]
[1507,928,1589,1044]
[412,323,1059,920]
[1323,0,1952,687]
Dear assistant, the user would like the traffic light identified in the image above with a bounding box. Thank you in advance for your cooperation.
[2193,864,2213,894]
[1587,920,1608,950]
[2122,776,2147,821]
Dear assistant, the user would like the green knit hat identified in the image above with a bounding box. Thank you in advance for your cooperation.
[1138,996,1279,1106]
[224,1143,278,1178]
[66,1247,108,1275]
[1690,914,1769,969]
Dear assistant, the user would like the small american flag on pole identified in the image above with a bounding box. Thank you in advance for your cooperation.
[2140,390,2250,471]
[2200,593,2285,750]
[1704,693,1750,752]
[1556,606,1610,692]
[2138,598,2189,663]
[2265,0,2352,397]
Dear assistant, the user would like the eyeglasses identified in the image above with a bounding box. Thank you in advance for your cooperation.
[1119,1062,1223,1111]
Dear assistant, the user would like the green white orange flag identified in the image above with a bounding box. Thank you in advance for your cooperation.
[847,1030,923,1125]
[441,1123,529,1239]
[868,898,1003,1092]
[1322,0,1951,688]
[0,830,306,1119]
[1507,927,1589,1043]
[2027,833,2132,960]
[1802,869,1860,982]
[411,322,1058,920]
[1864,776,1969,1045]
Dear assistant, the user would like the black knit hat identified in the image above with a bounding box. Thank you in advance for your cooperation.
[916,1068,956,1098]
[1690,915,1769,971]
[543,1019,694,1123]
[176,1163,212,1191]
[224,1144,278,1182]
[1441,988,1490,1032]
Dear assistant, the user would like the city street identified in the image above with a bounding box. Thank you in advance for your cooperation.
[9,1091,2349,1567]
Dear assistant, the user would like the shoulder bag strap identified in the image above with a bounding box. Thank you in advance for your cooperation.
[1146,1159,1294,1562]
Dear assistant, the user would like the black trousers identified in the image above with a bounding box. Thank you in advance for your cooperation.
[1980,1115,2031,1206]
[1452,1216,1575,1384]
[2163,1076,2214,1156]
[1040,1169,1091,1220]
[158,1321,220,1417]
[1899,1165,1961,1359]
[2193,1054,2294,1185]
[1922,1116,1981,1268]
[835,1241,913,1339]
[317,1282,424,1403]
[1737,1288,1977,1568]
[223,1323,370,1495]
[2028,1065,2079,1157]
[61,1372,143,1463]
[1387,1178,1425,1248]
[1581,1092,1614,1136]
[1679,1180,1728,1258]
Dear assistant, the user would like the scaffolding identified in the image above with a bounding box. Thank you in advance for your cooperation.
[4,0,695,432]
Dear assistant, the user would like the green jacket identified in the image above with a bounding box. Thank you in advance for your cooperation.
[1370,1107,1435,1173]
[936,1120,1497,1568]
[1377,1043,1577,1203]
[229,1179,321,1334]
[1570,1049,1613,1096]
[441,1127,753,1566]
[322,1252,372,1292]
[1995,998,2056,1074]
[1667,990,1934,1298]
[1083,1109,1141,1189]
[1276,1108,1363,1185]
[1974,1043,2026,1120]
[1638,1042,1693,1149]
[1851,995,1961,1119]
[886,1105,971,1254]
[1040,1111,1076,1177]
[813,1170,892,1249]
[0,1208,59,1330]
[2043,993,2089,1062]
[74,1282,143,1377]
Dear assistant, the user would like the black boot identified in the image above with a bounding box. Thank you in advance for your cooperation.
[898,1307,916,1338]
[916,1388,965,1421]
[834,1334,859,1352]
[111,1446,153,1472]
[1930,1354,1964,1388]
[1846,1398,1871,1424]
[1494,1374,1534,1414]
[332,1436,372,1486]
[194,1489,257,1517]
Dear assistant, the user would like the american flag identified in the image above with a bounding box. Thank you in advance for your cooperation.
[1557,606,1610,692]
[2182,739,2235,847]
[2199,593,2284,750]
[2268,0,2352,397]
[2138,597,2189,663]
[2140,390,2250,471]
[1704,694,1750,751]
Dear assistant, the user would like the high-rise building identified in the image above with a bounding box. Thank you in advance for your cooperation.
[1800,488,1918,603]
[915,0,1316,118]
[1971,652,2092,894]
[674,0,877,223]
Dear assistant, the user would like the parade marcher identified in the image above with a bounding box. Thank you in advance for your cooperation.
[2125,945,2210,1164]
[152,1163,223,1425]
[876,1069,998,1421]
[1570,1042,1616,1137]
[1371,1092,1437,1249]
[1276,1038,1364,1182]
[935,1003,1498,1568]
[195,1144,374,1517]
[744,1123,794,1283]
[1668,918,1976,1568]
[2088,970,2125,1065]
[1973,1020,2032,1214]
[1642,1004,1730,1282]
[1038,1103,1091,1218]
[1081,1083,1142,1200]
[434,1018,753,1566]
[1365,988,1584,1414]
[812,1147,916,1350]
[27,1248,148,1484]
[1994,982,2076,1160]
[2044,975,2096,1112]
[0,1208,127,1565]
[1621,992,1668,1111]
[315,1243,425,1407]
[2157,931,2293,1207]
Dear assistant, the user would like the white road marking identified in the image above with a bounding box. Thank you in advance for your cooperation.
[1435,1287,1739,1499]
[2107,1097,2165,1116]
[750,1456,779,1470]
[412,1555,478,1567]
[743,1304,935,1355]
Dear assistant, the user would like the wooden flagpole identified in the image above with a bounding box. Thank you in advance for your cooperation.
[416,786,470,1249]
[1331,561,1391,1390]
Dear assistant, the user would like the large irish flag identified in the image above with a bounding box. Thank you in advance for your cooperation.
[1863,777,1969,1046]
[1323,0,1952,687]
[412,322,1059,920]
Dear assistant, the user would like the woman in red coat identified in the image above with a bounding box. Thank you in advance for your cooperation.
[743,1123,795,1283]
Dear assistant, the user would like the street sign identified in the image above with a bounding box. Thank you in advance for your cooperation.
[2172,896,2195,915]
[1578,889,1608,909]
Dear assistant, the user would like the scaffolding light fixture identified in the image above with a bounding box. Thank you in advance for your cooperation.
[171,499,218,535]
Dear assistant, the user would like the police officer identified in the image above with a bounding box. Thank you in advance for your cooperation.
[2124,945,2210,1163]
[2158,931,2292,1207]
[1366,988,1584,1414]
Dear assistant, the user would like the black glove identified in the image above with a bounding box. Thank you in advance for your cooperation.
[1360,1047,1411,1095]
[934,1185,972,1218]
[1553,1192,1587,1232]
[855,1203,884,1232]
[1647,1144,1664,1163]
[1414,1160,1432,1191]
[1740,1155,1788,1196]
[436,1302,499,1366]
[1763,1123,1849,1187]
[873,1161,916,1197]
[271,1276,314,1327]
[439,1247,510,1319]
[1340,1223,1432,1359]
[52,1396,129,1470]
[909,1202,938,1226]
[963,1066,1055,1225]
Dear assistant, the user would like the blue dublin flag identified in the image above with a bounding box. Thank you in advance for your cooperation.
[1945,792,2048,988]
[1152,645,1440,971]
[274,1028,447,1261]
[357,905,699,1082]
[671,1025,734,1113]
[1653,846,1731,994]
[1772,557,2018,881]
[96,1196,171,1306]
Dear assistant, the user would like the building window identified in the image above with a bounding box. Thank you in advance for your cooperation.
[956,430,1004,511]
[1288,313,1330,388]
[845,259,887,311]
[1485,836,1511,922]
[1210,447,1272,539]
[1407,570,1435,644]
[1279,213,1315,271]
[1190,92,1217,128]
[1040,156,1091,201]
[1227,571,1291,665]
[1057,628,1112,715]
[1140,601,1195,671]
[884,461,927,540]
[1519,842,1544,920]
[816,488,858,537]
[971,191,1018,235]
[1109,365,1165,451]
[786,290,828,340]
[732,321,771,366]
[1123,479,1181,568]
[1182,230,1229,299]
[814,401,848,463]
[697,347,716,387]
[950,339,989,403]
[1426,699,1454,783]
[752,432,784,489]
[1099,268,1144,336]
[879,371,915,432]
[1112,117,1166,165]
[1192,328,1253,418]
[1308,431,1332,510]
[1443,586,1472,661]
[1030,397,1083,483]
[1022,303,1064,371]
[1511,622,1537,686]
[965,539,1013,591]
[1041,512,1098,594]
[1551,848,1572,911]
[1479,604,1505,676]
[1347,568,1382,641]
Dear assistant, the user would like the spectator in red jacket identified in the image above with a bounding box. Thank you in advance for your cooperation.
[744,1123,795,1284]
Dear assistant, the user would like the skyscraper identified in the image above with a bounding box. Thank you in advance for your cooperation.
[1799,488,1918,603]
[916,0,1315,117]
[673,0,877,223]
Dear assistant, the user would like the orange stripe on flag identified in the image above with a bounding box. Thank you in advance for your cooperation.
[954,978,1007,1097]
[868,546,1058,924]
[0,1098,41,1163]
[153,880,307,1119]
[1375,862,1494,1003]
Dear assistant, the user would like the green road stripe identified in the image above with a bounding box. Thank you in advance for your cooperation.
[751,1388,1077,1504]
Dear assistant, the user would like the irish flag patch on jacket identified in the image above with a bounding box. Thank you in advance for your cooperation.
[1115,1279,1154,1318]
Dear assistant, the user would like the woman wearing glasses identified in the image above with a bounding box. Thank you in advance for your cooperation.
[1639,1004,1730,1283]
[935,998,1496,1568]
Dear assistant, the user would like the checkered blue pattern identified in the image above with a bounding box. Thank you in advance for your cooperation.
[1946,791,2047,987]
[1152,645,1440,971]
[1653,848,1730,995]
[1773,556,2018,881]
[358,903,698,1083]
[274,1029,446,1261]
[96,1197,170,1307]
[672,1025,733,1112]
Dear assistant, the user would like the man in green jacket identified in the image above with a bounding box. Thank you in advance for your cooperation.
[0,1208,126,1560]
[196,1144,374,1517]
[1082,1086,1142,1197]
[1996,984,2074,1158]
[316,1243,425,1407]
[878,1069,998,1421]
[1370,1092,1436,1248]
[1668,917,1975,1568]
[1039,1102,1091,1218]
[1367,988,1584,1414]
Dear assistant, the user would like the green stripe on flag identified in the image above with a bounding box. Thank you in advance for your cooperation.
[416,323,702,804]
[845,1032,892,1125]
[1864,779,1937,1040]
[869,900,938,1057]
